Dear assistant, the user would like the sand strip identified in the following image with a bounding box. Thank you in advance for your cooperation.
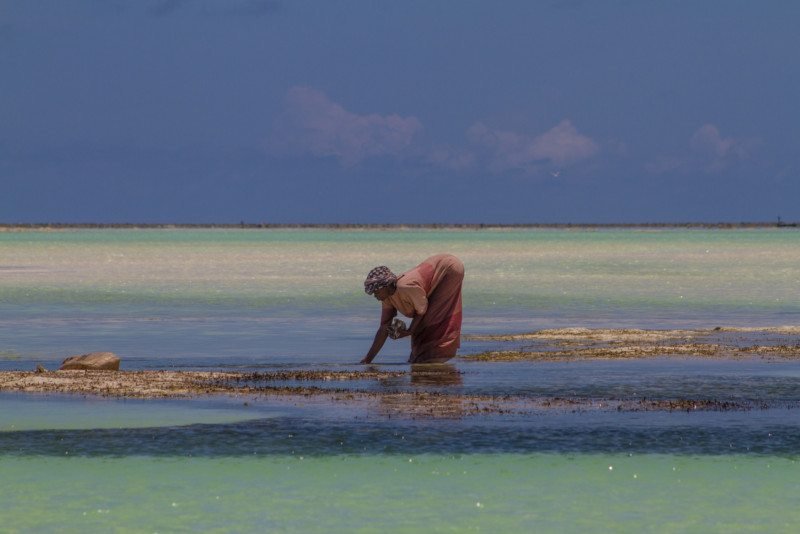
[462,326,800,361]
[1,367,797,418]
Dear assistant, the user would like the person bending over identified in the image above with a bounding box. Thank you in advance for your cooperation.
[361,254,464,364]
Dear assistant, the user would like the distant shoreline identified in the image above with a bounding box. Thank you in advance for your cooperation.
[0,222,797,230]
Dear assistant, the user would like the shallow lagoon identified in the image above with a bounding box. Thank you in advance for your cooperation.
[4,454,800,533]
[2,227,799,366]
[2,228,800,531]
[4,356,800,531]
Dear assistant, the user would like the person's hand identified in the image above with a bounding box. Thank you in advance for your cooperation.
[394,327,411,339]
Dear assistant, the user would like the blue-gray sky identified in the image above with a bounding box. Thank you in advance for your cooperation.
[2,0,798,223]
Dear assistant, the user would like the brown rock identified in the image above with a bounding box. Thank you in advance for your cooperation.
[59,352,121,371]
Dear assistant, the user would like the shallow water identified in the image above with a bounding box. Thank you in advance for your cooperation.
[0,393,265,432]
[3,454,800,533]
[2,228,800,530]
[1,228,798,366]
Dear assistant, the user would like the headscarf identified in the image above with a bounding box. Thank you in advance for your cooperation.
[364,265,397,295]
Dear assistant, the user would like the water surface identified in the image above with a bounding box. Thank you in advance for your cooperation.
[2,228,799,531]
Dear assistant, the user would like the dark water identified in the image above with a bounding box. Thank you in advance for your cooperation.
[4,359,800,458]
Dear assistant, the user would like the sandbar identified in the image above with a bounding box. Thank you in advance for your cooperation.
[2,327,799,418]
[464,326,800,361]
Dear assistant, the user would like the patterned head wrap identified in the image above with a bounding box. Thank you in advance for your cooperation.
[364,266,397,295]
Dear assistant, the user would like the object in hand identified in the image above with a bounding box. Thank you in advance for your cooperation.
[387,318,407,339]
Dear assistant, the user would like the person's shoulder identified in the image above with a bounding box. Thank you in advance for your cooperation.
[397,273,423,288]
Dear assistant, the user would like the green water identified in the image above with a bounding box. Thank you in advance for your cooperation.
[3,454,799,533]
[0,395,263,432]
[1,227,797,315]
[1,228,798,365]
[2,228,800,531]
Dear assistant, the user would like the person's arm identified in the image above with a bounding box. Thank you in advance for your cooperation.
[395,289,427,339]
[395,313,423,339]
[360,327,389,364]
[361,307,396,364]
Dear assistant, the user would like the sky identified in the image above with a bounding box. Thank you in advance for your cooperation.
[1,0,799,224]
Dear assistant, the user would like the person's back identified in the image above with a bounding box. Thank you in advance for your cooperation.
[361,254,464,364]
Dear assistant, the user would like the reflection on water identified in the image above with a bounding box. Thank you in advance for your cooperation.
[372,393,470,419]
[410,364,463,386]
[4,358,800,457]
[372,364,468,418]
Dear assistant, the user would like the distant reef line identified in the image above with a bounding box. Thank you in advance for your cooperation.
[0,222,797,230]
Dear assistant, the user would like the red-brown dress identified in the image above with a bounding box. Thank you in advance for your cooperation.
[381,254,464,363]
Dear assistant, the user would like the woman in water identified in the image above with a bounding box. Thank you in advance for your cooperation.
[361,254,464,364]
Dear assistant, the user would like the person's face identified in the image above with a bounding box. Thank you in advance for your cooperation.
[373,286,393,301]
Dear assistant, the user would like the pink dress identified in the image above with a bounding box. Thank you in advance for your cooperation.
[381,254,464,363]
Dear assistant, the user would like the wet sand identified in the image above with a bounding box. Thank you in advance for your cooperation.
[3,325,800,419]
[0,368,777,418]
[0,369,509,418]
[463,326,800,361]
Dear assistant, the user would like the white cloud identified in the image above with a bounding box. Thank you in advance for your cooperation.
[270,90,601,175]
[270,86,422,166]
[531,120,600,165]
[647,123,755,174]
[467,119,598,173]
[690,123,749,172]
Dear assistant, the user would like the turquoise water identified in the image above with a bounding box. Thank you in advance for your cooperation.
[3,455,799,532]
[1,228,798,365]
[2,228,800,531]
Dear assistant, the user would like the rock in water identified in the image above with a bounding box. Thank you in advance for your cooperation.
[59,352,121,371]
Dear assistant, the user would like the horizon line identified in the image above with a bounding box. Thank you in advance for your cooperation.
[1,221,797,229]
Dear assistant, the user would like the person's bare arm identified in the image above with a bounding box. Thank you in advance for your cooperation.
[361,307,396,364]
[360,326,389,364]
